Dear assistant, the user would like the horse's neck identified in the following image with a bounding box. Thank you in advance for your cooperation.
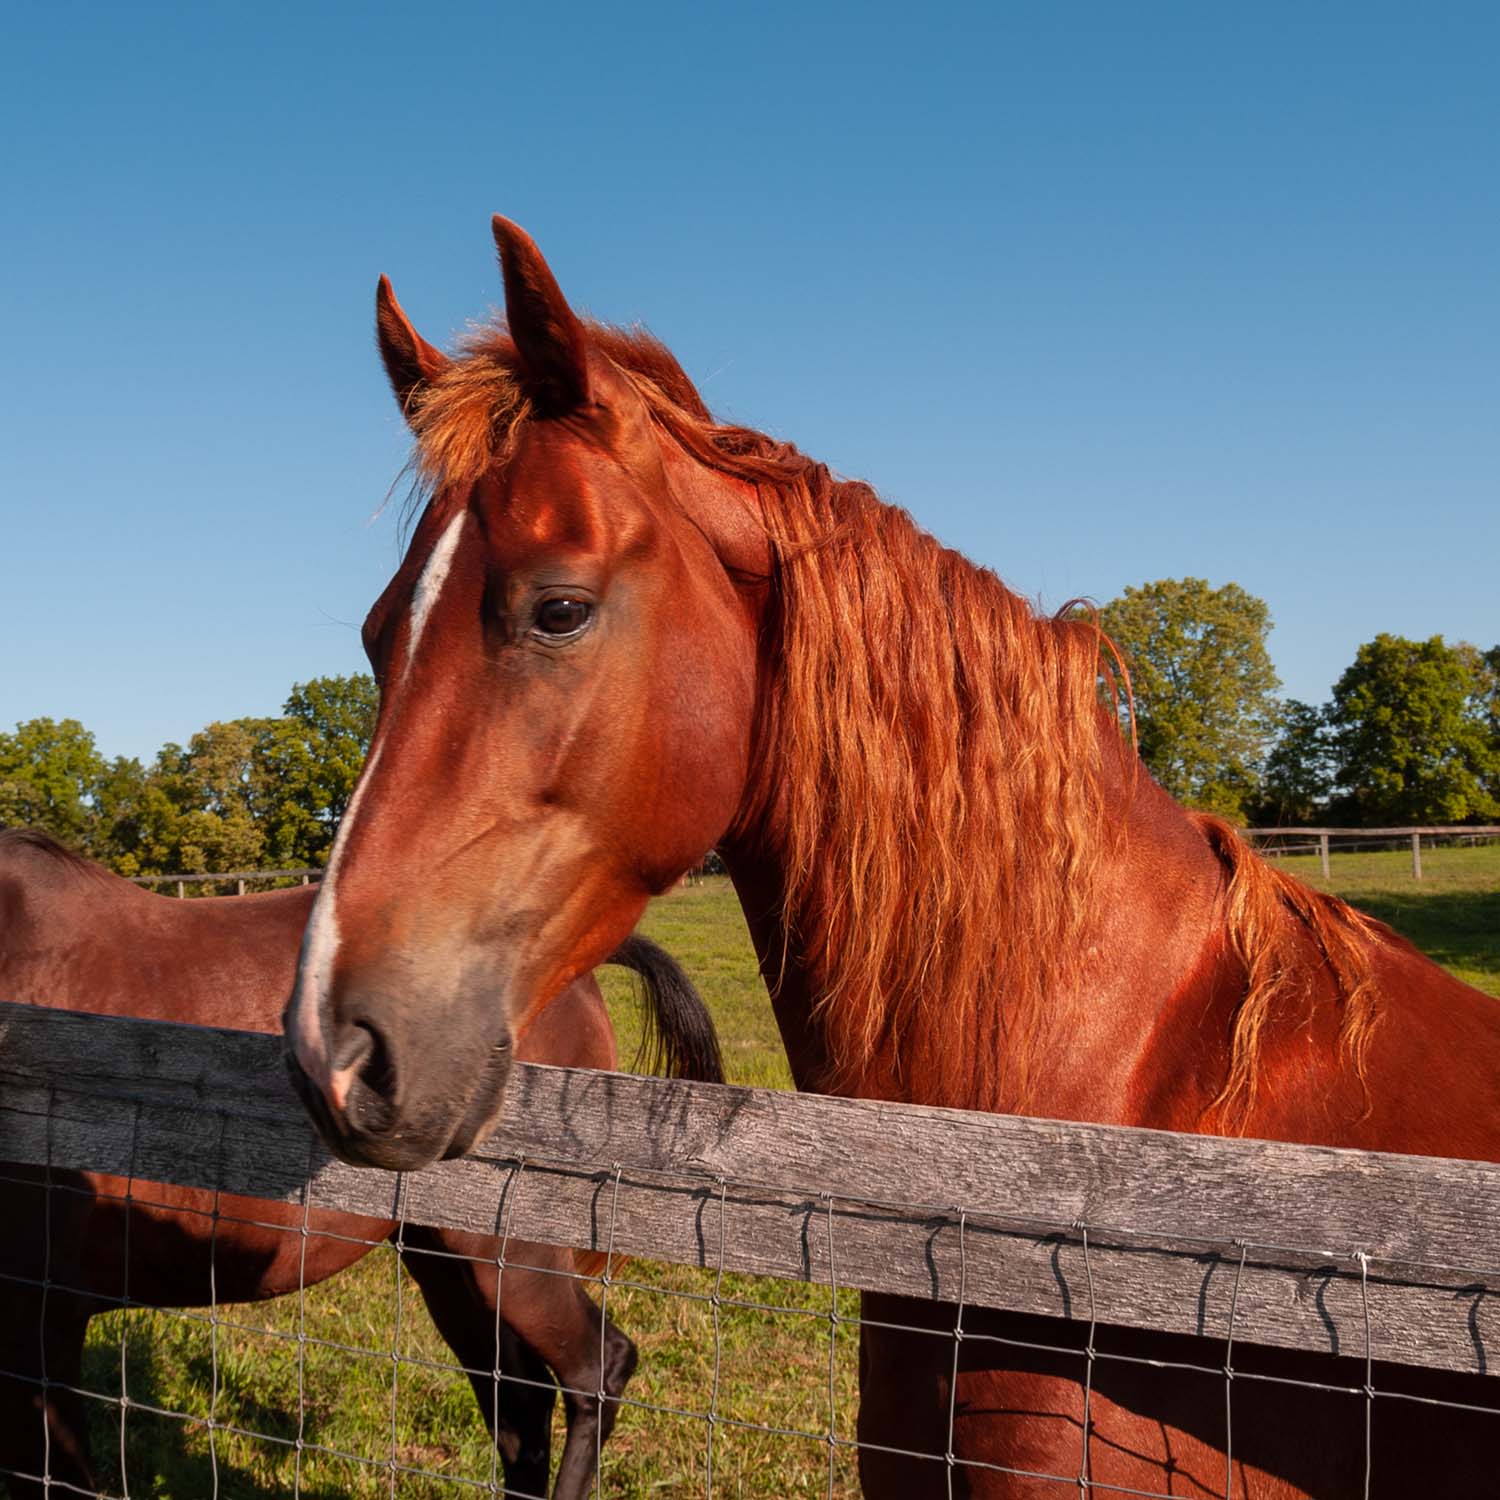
[723,743,1235,1115]
[1032,769,1240,1125]
[726,710,1500,1155]
[722,850,840,1094]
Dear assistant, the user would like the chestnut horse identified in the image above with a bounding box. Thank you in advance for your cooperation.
[282,219,1500,1497]
[0,829,722,1500]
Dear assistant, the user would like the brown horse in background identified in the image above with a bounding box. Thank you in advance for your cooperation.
[0,828,722,1500]
[281,219,1500,1496]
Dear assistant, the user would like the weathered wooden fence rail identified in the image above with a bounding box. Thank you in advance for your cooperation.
[2,1000,1498,1378]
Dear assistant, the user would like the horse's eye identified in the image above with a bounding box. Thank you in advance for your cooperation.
[534,597,593,638]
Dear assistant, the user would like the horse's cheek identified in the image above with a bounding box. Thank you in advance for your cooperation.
[677,623,756,816]
[614,635,753,883]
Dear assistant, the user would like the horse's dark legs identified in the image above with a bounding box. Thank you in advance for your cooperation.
[549,1292,638,1500]
[0,1289,98,1500]
[400,1227,638,1500]
[492,1324,562,1498]
[399,1230,556,1497]
[0,1169,103,1500]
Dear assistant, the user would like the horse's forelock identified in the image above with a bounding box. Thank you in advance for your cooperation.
[402,319,711,511]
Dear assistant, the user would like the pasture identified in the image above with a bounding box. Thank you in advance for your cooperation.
[53,862,1500,1498]
[1268,840,1500,997]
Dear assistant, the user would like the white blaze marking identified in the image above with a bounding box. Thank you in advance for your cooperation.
[289,738,383,1081]
[404,511,467,682]
[290,511,468,1085]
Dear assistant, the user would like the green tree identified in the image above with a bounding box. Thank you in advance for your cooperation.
[0,718,107,849]
[123,675,376,876]
[147,720,273,873]
[91,755,153,873]
[1327,634,1500,824]
[1098,578,1281,820]
[1478,645,1500,807]
[1251,699,1333,826]
[1462,642,1500,745]
[254,675,378,866]
[1,674,379,877]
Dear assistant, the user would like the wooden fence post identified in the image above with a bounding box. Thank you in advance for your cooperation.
[1411,832,1422,880]
[1319,832,1330,879]
[176,881,185,899]
[237,878,246,896]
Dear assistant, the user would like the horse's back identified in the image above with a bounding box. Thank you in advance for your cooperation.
[0,840,387,1309]
[0,834,314,1032]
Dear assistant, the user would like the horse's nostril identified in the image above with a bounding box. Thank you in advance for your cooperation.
[331,1018,402,1136]
[330,1017,373,1082]
[353,1020,397,1104]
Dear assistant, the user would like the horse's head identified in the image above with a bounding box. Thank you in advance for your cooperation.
[284,219,765,1169]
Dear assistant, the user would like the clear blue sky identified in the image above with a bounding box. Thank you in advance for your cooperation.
[4,2,1497,765]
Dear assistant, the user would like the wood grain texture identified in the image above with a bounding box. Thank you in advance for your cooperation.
[2,1000,1497,1375]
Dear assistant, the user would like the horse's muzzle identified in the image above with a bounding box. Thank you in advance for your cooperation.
[283,999,513,1172]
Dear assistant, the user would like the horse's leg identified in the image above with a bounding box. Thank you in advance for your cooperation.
[401,1227,638,1500]
[856,1294,1081,1499]
[0,1288,98,1500]
[856,1299,956,1499]
[0,1167,105,1500]
[400,1225,558,1497]
[493,1322,562,1496]
[530,1254,638,1500]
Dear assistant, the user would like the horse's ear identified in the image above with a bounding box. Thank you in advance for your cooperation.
[491,216,591,413]
[375,275,450,419]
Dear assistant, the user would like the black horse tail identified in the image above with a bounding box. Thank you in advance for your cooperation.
[604,934,725,1085]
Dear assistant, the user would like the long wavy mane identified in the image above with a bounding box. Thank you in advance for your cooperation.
[751,495,1118,1109]
[403,321,1383,1118]
[1192,813,1385,1132]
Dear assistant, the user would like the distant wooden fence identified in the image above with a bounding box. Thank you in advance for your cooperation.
[1244,825,1500,880]
[129,867,320,898]
[131,855,725,898]
[127,830,1496,900]
[2,1001,1498,1377]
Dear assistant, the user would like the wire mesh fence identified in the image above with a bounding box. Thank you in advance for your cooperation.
[3,1001,1500,1498]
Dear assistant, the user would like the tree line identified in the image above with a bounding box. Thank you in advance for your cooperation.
[1095,578,1500,825]
[0,676,376,876]
[3,584,1497,878]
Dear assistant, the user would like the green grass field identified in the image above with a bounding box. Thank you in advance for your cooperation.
[1265,841,1499,996]
[47,849,1500,1498]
